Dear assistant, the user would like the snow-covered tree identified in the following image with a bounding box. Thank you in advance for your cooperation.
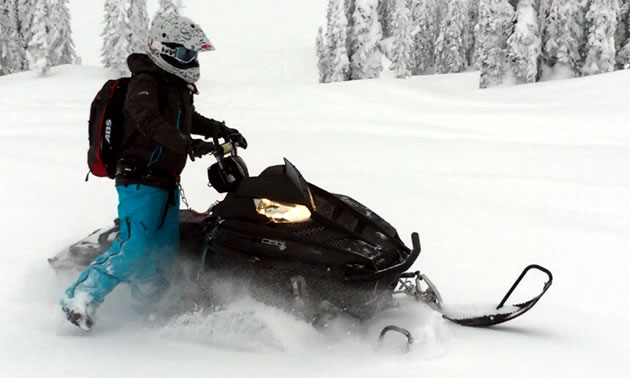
[507,0,541,83]
[7,0,26,71]
[350,0,383,80]
[345,0,357,59]
[465,0,480,66]
[48,0,76,66]
[542,0,584,76]
[617,39,630,68]
[102,0,131,75]
[389,0,413,78]
[0,0,23,75]
[26,0,50,75]
[434,0,468,74]
[615,0,629,51]
[17,0,34,56]
[377,0,393,38]
[582,0,619,76]
[410,0,439,74]
[538,0,554,26]
[155,0,181,19]
[128,0,149,53]
[477,0,514,88]
[316,26,329,82]
[327,0,351,82]
[325,0,337,74]
[616,0,630,67]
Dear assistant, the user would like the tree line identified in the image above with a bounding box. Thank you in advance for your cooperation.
[0,0,182,76]
[316,0,630,88]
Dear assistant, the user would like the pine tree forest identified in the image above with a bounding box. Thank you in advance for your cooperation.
[317,0,630,87]
[0,0,180,77]
[1,0,629,87]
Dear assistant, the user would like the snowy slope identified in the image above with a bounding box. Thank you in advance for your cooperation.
[1,1,630,377]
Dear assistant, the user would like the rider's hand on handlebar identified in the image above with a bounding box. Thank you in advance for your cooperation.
[226,130,247,149]
[188,139,215,161]
[217,122,248,149]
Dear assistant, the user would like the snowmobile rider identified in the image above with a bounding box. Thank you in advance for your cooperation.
[60,14,247,330]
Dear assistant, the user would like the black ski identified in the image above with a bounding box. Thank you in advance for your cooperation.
[397,264,553,328]
[441,264,553,327]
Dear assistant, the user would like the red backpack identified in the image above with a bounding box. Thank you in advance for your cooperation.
[87,78,130,179]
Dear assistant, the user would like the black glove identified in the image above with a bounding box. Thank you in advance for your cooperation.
[227,130,247,149]
[188,139,215,161]
[216,121,248,149]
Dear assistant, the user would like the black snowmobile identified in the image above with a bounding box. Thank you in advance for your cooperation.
[49,138,553,344]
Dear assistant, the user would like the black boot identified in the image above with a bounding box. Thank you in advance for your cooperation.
[62,306,94,331]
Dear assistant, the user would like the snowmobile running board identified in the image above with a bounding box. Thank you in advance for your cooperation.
[442,264,553,327]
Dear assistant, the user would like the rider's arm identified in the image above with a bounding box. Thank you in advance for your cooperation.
[124,73,191,153]
[191,108,228,139]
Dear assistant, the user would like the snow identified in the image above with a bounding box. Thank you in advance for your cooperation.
[1,0,630,377]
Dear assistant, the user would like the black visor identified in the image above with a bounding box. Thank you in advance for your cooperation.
[162,43,198,64]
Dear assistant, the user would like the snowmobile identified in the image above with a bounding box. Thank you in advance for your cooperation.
[49,137,553,346]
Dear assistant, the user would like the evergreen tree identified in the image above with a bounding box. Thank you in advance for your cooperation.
[327,0,351,82]
[583,0,619,76]
[155,0,182,19]
[316,26,329,83]
[1,0,22,75]
[350,0,383,80]
[102,0,131,75]
[617,39,630,68]
[410,0,439,74]
[128,0,149,53]
[542,0,584,75]
[377,0,391,38]
[538,0,553,27]
[616,0,630,67]
[26,0,50,75]
[465,0,480,66]
[477,0,514,88]
[507,0,541,83]
[434,0,468,74]
[48,0,76,66]
[390,0,413,78]
[7,0,26,71]
[345,0,357,59]
[326,0,335,45]
[325,0,336,72]
[615,0,629,51]
[17,0,34,59]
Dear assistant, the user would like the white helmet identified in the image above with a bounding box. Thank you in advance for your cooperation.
[147,14,215,83]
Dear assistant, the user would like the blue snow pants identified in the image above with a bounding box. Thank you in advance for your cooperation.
[64,184,180,308]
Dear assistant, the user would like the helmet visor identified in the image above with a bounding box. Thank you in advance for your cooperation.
[174,46,198,63]
[162,43,199,64]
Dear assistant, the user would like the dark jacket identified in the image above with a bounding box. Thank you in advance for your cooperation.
[117,53,224,189]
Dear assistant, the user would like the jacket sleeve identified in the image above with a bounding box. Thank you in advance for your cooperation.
[124,73,191,154]
[191,109,227,139]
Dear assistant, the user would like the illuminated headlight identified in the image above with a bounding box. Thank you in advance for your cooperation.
[254,198,312,223]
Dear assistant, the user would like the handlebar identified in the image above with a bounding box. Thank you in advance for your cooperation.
[212,140,239,161]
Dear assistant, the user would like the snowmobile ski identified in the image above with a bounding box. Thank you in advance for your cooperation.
[441,264,553,327]
[397,264,553,328]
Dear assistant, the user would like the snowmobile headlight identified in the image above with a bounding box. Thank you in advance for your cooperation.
[254,198,312,223]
